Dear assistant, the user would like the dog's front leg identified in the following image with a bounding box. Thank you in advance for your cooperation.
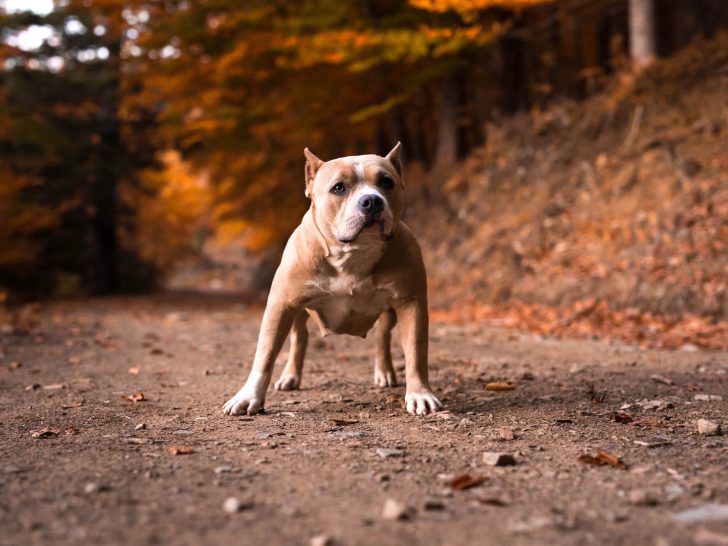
[395,298,442,415]
[223,300,298,416]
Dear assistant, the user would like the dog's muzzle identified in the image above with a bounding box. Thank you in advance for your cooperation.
[358,194,384,221]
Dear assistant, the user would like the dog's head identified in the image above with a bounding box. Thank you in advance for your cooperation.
[303,143,404,244]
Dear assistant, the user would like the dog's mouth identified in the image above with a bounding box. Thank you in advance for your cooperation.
[336,214,392,243]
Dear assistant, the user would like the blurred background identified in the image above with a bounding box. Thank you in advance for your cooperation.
[1,0,726,348]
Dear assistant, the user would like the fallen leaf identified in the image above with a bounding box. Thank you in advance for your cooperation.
[150,348,164,355]
[64,426,79,435]
[685,383,703,392]
[331,419,359,426]
[577,450,627,469]
[128,367,140,376]
[30,427,61,438]
[66,356,81,365]
[484,382,516,391]
[8,361,22,370]
[609,412,633,424]
[124,392,146,403]
[476,496,508,506]
[42,383,65,390]
[61,400,85,409]
[449,474,488,490]
[650,373,674,385]
[168,445,195,456]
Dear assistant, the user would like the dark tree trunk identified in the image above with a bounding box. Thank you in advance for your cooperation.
[434,76,458,169]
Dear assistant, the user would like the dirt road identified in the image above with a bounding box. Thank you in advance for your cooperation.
[1,295,726,546]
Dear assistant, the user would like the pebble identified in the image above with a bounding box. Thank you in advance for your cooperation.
[671,504,728,523]
[223,496,252,514]
[482,452,516,466]
[310,535,332,546]
[135,423,147,431]
[84,482,104,494]
[376,448,405,459]
[499,427,515,441]
[382,498,409,521]
[423,497,445,511]
[214,466,235,474]
[694,394,723,402]
[3,466,23,474]
[628,489,660,506]
[696,419,721,436]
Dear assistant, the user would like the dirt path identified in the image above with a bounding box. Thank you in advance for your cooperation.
[1,295,726,546]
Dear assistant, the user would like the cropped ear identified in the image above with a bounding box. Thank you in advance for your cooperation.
[303,148,324,198]
[385,141,403,178]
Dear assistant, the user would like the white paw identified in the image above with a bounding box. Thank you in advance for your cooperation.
[373,368,398,387]
[405,391,442,416]
[222,372,268,416]
[274,373,301,391]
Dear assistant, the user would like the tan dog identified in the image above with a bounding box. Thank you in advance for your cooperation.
[222,143,442,416]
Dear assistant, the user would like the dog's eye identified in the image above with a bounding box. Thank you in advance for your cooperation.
[379,176,395,190]
[330,182,346,195]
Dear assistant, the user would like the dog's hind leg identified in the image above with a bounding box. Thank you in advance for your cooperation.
[274,310,309,391]
[373,308,398,387]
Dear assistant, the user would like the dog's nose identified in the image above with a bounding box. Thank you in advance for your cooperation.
[358,194,384,216]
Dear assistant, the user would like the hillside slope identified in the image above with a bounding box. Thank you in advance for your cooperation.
[410,33,728,349]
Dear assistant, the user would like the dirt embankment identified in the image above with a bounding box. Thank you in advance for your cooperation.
[408,33,728,350]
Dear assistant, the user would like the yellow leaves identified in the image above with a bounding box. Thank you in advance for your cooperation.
[410,0,553,13]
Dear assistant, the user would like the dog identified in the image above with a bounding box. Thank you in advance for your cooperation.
[222,143,442,416]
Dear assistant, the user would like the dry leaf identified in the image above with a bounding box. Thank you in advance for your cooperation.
[331,419,358,426]
[650,374,674,385]
[484,382,516,391]
[476,496,508,506]
[609,412,633,424]
[168,445,195,456]
[42,383,65,390]
[128,367,140,376]
[8,361,22,370]
[449,474,488,490]
[66,356,81,365]
[630,418,667,428]
[150,348,164,355]
[30,427,61,438]
[577,450,627,469]
[64,426,79,435]
[125,392,146,403]
[61,400,85,409]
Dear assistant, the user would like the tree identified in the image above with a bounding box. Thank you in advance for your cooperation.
[629,0,656,67]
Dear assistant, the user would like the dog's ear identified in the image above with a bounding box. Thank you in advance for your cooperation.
[385,141,403,180]
[303,148,324,198]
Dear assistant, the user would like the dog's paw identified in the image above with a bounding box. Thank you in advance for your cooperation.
[373,368,398,388]
[223,374,268,416]
[222,387,264,416]
[405,391,442,416]
[274,373,301,391]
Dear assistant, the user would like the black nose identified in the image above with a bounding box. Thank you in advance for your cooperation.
[358,194,384,216]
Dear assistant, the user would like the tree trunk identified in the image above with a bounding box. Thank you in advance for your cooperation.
[433,76,458,170]
[629,0,656,67]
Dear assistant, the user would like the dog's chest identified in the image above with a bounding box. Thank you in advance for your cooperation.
[305,244,395,337]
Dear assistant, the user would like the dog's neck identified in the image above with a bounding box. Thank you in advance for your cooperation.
[326,236,386,279]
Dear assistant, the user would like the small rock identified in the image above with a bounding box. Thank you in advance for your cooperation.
[376,448,405,459]
[696,419,721,436]
[84,482,107,494]
[214,466,235,474]
[223,496,252,514]
[174,429,194,436]
[3,466,23,474]
[671,504,728,523]
[628,489,660,506]
[458,417,474,426]
[135,423,146,431]
[423,497,445,511]
[25,384,41,391]
[310,535,333,546]
[694,394,723,402]
[482,452,516,466]
[382,498,409,521]
[498,427,515,441]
